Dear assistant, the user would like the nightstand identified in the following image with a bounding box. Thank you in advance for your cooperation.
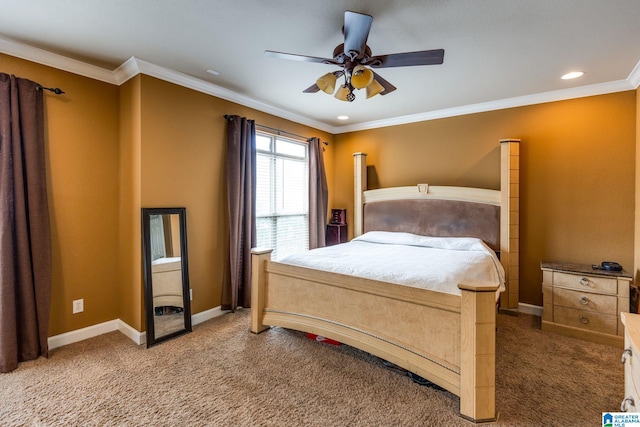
[541,261,632,347]
[326,223,347,246]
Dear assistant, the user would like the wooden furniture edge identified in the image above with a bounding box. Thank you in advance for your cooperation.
[541,320,624,348]
[266,260,461,311]
[459,285,498,421]
[262,310,462,394]
[363,185,500,205]
[353,140,520,310]
[251,250,498,422]
[353,152,367,238]
[500,139,520,310]
[458,280,500,293]
[250,248,272,334]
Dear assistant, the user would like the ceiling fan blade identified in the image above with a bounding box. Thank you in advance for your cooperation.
[371,71,396,95]
[303,83,321,93]
[369,49,445,68]
[343,11,373,60]
[264,50,338,65]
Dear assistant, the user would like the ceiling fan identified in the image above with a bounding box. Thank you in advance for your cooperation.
[264,10,445,102]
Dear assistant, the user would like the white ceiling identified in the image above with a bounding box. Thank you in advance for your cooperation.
[1,0,640,133]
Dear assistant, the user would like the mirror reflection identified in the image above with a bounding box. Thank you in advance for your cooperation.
[142,208,191,347]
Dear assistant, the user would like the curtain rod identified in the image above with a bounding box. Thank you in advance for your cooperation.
[36,84,65,95]
[224,115,328,146]
[256,124,329,146]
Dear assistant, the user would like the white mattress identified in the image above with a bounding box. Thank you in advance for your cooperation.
[278,231,505,296]
[152,256,181,265]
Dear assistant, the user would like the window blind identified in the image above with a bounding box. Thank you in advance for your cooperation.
[256,133,309,260]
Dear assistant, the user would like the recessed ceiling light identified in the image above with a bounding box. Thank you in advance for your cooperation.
[206,69,220,76]
[337,115,349,120]
[561,71,584,80]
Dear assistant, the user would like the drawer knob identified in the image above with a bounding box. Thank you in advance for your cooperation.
[579,277,590,286]
[578,296,590,305]
[579,315,589,324]
[622,348,633,364]
[621,396,635,412]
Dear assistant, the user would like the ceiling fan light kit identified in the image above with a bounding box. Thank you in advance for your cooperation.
[265,10,445,102]
[317,72,338,94]
[334,85,353,102]
[366,78,385,99]
[351,65,374,89]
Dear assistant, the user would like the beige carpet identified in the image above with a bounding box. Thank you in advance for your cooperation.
[0,310,623,426]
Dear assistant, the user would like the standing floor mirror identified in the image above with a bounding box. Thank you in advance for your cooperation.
[142,207,192,347]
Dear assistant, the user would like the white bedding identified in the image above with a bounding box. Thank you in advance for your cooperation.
[278,231,505,296]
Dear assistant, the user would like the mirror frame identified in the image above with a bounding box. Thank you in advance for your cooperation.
[142,207,192,347]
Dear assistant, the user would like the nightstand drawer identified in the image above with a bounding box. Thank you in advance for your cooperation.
[553,306,617,334]
[553,271,617,294]
[553,287,617,315]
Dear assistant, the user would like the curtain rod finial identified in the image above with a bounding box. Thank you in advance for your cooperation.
[36,84,65,95]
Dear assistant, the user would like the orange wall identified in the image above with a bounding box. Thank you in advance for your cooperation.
[1,51,636,335]
[118,76,144,330]
[1,56,335,336]
[137,75,334,320]
[334,92,636,305]
[1,54,121,335]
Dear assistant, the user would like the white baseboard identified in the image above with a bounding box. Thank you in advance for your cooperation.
[192,306,229,326]
[518,302,543,317]
[118,319,146,345]
[48,319,120,350]
[48,306,228,350]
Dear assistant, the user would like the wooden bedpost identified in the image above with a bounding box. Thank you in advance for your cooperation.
[459,281,499,422]
[250,248,272,334]
[353,152,367,237]
[500,139,520,311]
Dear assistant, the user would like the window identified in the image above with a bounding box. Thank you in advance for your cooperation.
[256,132,309,260]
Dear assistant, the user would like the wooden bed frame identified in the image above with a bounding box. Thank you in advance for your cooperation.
[250,139,520,422]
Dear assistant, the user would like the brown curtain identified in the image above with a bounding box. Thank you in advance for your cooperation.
[162,215,174,258]
[223,115,256,311]
[0,73,52,373]
[308,137,328,249]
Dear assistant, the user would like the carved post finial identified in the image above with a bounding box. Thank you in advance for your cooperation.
[353,153,367,237]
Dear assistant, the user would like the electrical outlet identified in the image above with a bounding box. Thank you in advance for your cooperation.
[72,299,84,314]
[190,289,193,301]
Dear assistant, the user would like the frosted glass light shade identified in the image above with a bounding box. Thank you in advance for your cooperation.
[351,65,374,89]
[366,79,385,98]
[316,73,337,94]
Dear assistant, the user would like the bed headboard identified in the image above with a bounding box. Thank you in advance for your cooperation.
[362,187,500,251]
[353,139,520,310]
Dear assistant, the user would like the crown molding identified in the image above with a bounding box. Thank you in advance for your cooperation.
[115,57,334,133]
[0,36,117,84]
[334,77,637,133]
[112,57,140,85]
[0,37,332,132]
[627,60,640,89]
[2,36,638,135]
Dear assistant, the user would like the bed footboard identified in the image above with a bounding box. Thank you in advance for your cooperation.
[250,249,498,422]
